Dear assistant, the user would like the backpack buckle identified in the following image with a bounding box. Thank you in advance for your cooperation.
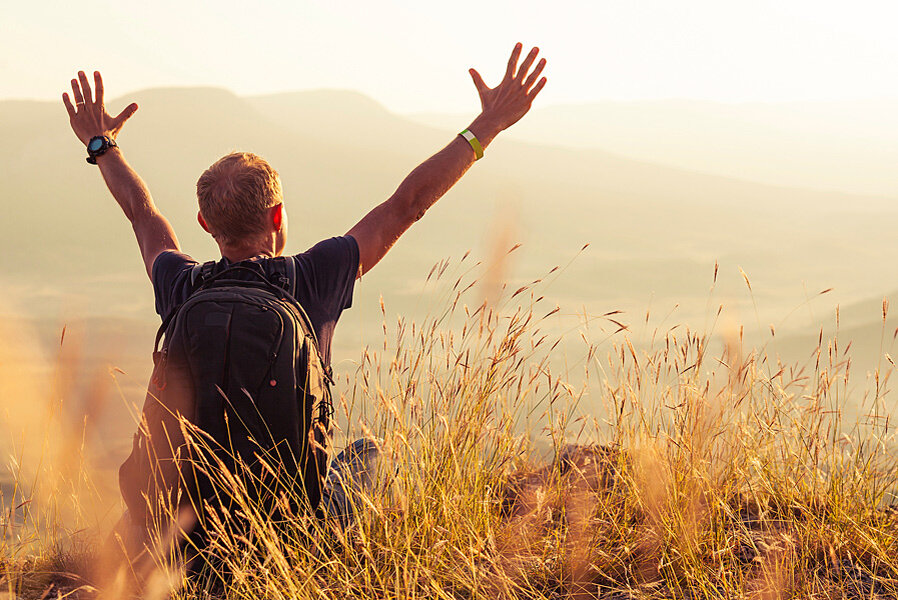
[274,272,290,291]
[151,349,168,391]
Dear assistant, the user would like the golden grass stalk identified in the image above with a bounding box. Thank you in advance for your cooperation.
[1,256,896,599]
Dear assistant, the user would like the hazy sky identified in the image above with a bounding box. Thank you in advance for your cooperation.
[4,0,898,113]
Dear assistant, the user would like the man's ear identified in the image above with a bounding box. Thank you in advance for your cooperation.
[271,203,284,231]
[197,211,212,233]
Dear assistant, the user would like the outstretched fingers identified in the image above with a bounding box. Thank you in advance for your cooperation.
[77,71,93,105]
[504,42,523,80]
[528,77,547,100]
[112,103,139,129]
[71,79,84,106]
[516,47,540,82]
[469,68,488,95]
[93,71,104,107]
[62,93,76,118]
[524,58,547,91]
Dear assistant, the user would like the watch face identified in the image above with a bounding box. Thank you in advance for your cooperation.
[88,138,105,152]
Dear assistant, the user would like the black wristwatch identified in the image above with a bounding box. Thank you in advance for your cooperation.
[86,135,117,164]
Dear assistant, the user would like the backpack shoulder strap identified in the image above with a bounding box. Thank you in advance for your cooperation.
[190,260,218,288]
[271,256,298,298]
[284,256,298,299]
[157,260,216,353]
[189,263,203,287]
[272,257,331,382]
[201,260,216,281]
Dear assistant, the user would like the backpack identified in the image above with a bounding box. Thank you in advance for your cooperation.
[119,257,333,531]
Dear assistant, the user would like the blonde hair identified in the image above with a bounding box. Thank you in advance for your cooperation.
[196,152,283,245]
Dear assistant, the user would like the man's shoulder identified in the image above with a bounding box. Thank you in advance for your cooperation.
[152,251,199,319]
[289,235,359,275]
[284,236,359,313]
[297,235,359,260]
[152,250,199,282]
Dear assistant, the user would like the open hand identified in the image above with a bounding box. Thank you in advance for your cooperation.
[63,71,138,146]
[469,44,547,132]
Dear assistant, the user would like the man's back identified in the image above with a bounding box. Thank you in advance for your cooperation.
[152,235,359,365]
[120,236,359,535]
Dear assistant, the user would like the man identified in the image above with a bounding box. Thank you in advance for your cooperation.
[63,43,547,569]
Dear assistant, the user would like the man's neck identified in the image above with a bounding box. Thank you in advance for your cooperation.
[219,243,276,263]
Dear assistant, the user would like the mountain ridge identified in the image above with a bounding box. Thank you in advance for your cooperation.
[1,86,896,359]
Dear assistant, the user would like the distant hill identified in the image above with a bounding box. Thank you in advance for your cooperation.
[2,88,897,374]
[410,99,898,197]
[7,87,898,495]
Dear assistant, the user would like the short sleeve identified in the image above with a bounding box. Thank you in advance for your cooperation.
[152,251,198,319]
[293,236,359,320]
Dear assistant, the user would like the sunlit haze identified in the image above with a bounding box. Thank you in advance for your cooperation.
[5,0,898,112]
[3,0,898,414]
[5,2,898,593]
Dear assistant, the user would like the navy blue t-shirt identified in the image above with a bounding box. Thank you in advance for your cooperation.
[151,235,359,365]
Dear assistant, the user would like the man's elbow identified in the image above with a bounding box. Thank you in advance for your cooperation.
[388,187,429,225]
[130,204,164,229]
[129,210,151,233]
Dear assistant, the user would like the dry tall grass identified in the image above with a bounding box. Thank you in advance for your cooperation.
[1,255,897,599]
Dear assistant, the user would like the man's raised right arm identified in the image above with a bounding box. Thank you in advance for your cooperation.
[63,71,179,279]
